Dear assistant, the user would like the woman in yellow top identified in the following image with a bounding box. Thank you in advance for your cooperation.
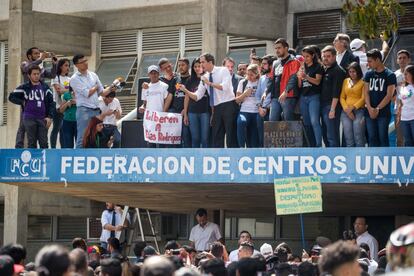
[340,62,366,147]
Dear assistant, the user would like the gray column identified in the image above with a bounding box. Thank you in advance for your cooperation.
[2,0,34,246]
[201,0,227,64]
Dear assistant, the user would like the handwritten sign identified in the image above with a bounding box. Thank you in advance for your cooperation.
[274,176,322,215]
[143,110,182,144]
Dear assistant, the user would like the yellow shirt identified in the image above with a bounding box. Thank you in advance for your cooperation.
[340,78,365,110]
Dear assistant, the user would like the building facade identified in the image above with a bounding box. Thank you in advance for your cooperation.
[0,0,413,260]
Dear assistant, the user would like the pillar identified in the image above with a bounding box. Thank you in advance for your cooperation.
[201,0,227,64]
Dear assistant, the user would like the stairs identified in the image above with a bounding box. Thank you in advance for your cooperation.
[119,58,138,96]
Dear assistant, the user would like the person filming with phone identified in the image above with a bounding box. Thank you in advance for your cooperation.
[98,91,122,148]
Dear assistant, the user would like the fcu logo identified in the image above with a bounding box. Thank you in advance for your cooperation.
[10,150,42,177]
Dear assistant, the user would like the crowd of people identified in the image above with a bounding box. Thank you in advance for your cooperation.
[8,32,414,149]
[0,209,413,276]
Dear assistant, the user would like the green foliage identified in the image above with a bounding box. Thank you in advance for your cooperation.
[343,0,405,39]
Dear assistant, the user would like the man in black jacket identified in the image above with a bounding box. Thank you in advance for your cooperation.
[9,65,55,148]
[333,33,359,70]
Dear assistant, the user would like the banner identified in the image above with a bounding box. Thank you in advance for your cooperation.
[274,176,322,215]
[0,148,413,184]
[143,110,182,144]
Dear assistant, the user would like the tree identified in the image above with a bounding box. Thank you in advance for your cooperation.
[343,0,405,39]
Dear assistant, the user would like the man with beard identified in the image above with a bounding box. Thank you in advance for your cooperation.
[267,38,301,121]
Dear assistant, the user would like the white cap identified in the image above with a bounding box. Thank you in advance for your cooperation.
[350,38,366,51]
[147,65,160,73]
[260,243,273,258]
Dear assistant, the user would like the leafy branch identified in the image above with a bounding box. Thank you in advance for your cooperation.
[343,0,405,39]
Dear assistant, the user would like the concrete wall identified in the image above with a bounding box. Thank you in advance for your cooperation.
[92,2,201,32]
[0,20,7,40]
[219,0,286,40]
[32,11,93,56]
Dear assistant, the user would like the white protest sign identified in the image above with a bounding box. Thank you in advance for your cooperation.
[143,110,182,144]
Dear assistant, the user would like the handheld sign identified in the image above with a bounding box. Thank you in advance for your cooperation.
[143,110,182,144]
[274,176,322,215]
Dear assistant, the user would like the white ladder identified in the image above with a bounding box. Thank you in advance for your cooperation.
[118,206,160,255]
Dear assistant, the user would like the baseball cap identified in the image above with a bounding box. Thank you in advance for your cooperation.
[148,65,160,73]
[260,243,273,258]
[350,38,366,51]
[0,255,14,276]
[143,245,157,257]
[87,245,101,255]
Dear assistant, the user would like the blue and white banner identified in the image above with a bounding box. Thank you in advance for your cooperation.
[0,148,413,184]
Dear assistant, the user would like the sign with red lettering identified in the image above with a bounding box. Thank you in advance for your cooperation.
[143,110,182,144]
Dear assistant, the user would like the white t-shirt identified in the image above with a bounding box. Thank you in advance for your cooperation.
[228,249,260,262]
[98,97,122,126]
[51,75,70,108]
[400,84,414,121]
[189,222,222,251]
[237,79,259,113]
[357,231,379,261]
[353,51,368,75]
[394,69,405,114]
[141,81,169,112]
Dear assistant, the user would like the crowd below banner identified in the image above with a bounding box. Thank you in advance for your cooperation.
[8,33,414,149]
[0,209,413,276]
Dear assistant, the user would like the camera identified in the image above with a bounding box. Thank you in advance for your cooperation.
[171,249,181,255]
[112,77,126,90]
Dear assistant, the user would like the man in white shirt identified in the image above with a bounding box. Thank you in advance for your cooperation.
[100,202,130,252]
[394,50,411,147]
[182,53,238,148]
[189,208,222,252]
[354,217,379,261]
[98,92,122,148]
[70,54,115,148]
[228,231,260,262]
[139,65,169,113]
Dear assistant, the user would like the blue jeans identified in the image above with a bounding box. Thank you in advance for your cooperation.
[103,125,121,148]
[340,109,366,147]
[365,115,390,147]
[256,112,269,147]
[300,95,322,147]
[62,120,77,148]
[76,106,100,148]
[401,120,414,146]
[188,112,210,148]
[237,112,259,147]
[50,110,63,148]
[321,104,341,147]
[269,98,297,121]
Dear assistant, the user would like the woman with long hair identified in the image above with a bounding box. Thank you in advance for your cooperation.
[298,45,323,147]
[82,116,112,148]
[181,58,210,148]
[235,64,260,147]
[399,65,414,146]
[340,62,366,147]
[56,59,77,148]
[50,58,71,148]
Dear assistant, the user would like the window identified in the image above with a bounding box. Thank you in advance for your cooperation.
[178,214,189,239]
[228,47,266,67]
[28,216,52,240]
[280,216,342,241]
[57,216,87,240]
[137,53,178,78]
[184,51,201,64]
[96,57,136,87]
[238,217,274,239]
[225,218,231,239]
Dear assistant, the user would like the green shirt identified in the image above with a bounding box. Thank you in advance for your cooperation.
[62,92,77,121]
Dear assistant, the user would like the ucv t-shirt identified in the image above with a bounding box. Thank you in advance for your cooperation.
[363,68,396,117]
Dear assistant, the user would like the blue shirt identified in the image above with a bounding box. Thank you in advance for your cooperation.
[70,71,104,109]
[364,68,396,118]
[255,75,271,108]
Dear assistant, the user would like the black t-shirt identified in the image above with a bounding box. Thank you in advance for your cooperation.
[301,63,324,97]
[320,62,346,105]
[273,56,290,98]
[160,75,179,112]
[187,77,210,114]
[363,68,397,118]
[169,75,190,113]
